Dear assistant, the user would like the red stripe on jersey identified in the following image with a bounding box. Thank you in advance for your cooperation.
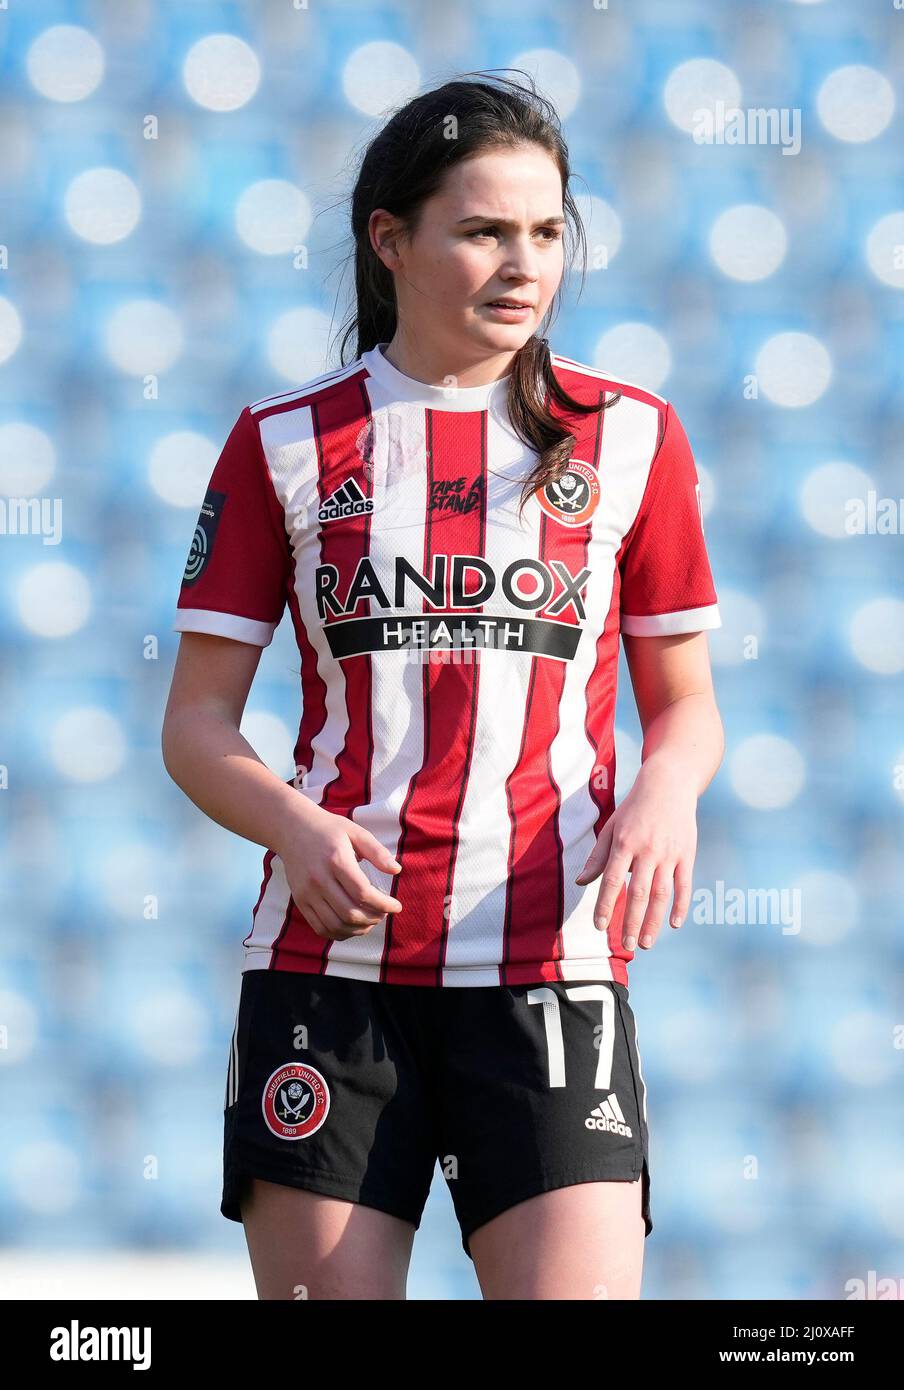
[382,408,488,984]
[550,357,667,416]
[500,393,606,984]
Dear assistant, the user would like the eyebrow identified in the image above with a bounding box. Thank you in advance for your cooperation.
[455,214,566,228]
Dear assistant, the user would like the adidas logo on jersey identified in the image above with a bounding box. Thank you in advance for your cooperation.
[319,476,374,523]
[585,1092,632,1137]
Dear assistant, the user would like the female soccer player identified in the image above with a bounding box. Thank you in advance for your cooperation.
[162,73,724,1300]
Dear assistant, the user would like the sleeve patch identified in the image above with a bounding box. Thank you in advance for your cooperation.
[183,488,226,586]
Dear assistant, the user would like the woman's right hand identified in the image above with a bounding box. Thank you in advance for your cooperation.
[276,805,403,941]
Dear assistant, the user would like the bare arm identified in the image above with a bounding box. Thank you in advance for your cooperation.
[623,629,724,795]
[575,630,724,951]
[161,632,403,940]
[162,632,312,851]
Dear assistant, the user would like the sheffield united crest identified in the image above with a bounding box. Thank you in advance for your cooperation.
[261,1062,330,1140]
[536,459,600,527]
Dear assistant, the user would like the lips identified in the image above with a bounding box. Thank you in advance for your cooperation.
[486,300,532,308]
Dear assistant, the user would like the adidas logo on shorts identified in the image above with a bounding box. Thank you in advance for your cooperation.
[319,476,374,523]
[585,1092,633,1137]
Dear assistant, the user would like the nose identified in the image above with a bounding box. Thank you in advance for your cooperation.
[499,260,540,286]
[499,233,542,282]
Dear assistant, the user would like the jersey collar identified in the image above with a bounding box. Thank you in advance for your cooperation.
[361,342,513,413]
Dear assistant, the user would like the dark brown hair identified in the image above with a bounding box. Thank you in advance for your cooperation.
[336,70,621,519]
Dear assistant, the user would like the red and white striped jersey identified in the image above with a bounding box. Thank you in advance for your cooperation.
[174,342,720,986]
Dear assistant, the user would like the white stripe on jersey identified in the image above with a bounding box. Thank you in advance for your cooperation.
[621,604,722,635]
[243,852,292,963]
[549,354,668,407]
[439,409,541,980]
[175,608,278,647]
[248,359,364,415]
[314,384,427,977]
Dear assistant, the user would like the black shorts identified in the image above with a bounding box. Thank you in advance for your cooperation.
[222,969,652,1258]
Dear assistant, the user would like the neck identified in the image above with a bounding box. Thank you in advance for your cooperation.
[381,328,518,390]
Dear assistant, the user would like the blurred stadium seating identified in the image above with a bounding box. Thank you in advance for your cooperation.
[0,0,902,1300]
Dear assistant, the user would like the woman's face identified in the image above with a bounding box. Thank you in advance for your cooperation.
[370,143,566,363]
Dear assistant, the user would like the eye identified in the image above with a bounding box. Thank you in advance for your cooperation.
[465,224,562,242]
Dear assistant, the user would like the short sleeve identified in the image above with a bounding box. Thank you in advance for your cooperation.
[618,402,721,636]
[173,406,291,647]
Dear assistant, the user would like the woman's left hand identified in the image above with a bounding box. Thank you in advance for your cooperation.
[574,754,698,951]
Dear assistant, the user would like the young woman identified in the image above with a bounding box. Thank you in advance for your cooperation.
[162,73,724,1301]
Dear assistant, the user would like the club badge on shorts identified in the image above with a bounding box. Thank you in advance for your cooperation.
[536,460,601,527]
[261,1062,330,1140]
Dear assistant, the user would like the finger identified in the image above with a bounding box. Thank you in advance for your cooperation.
[575,820,614,885]
[636,863,676,948]
[621,858,656,949]
[295,885,372,940]
[331,867,402,918]
[307,893,374,941]
[670,858,692,929]
[348,825,403,876]
[330,839,403,916]
[319,874,389,929]
[593,847,632,929]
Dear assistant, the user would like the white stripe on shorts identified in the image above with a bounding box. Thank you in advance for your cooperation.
[225,1003,240,1109]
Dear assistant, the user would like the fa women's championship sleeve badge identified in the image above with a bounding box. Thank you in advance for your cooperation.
[261,1062,330,1140]
[536,460,601,527]
[182,487,226,585]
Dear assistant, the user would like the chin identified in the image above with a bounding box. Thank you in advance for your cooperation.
[470,319,536,350]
